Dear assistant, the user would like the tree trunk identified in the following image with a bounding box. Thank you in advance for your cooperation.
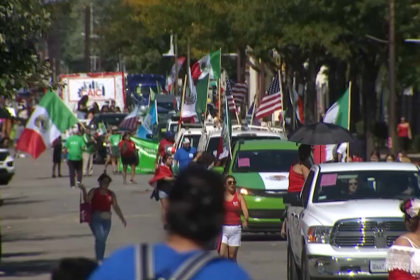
[305,57,319,123]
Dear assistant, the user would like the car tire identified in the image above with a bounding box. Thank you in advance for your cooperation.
[301,247,313,280]
[287,241,299,280]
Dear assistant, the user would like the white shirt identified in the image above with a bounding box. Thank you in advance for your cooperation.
[336,143,348,162]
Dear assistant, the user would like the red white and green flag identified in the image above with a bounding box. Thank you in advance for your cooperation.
[17,91,79,159]
[191,50,221,81]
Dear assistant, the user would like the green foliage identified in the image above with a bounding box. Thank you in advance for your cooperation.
[0,0,51,96]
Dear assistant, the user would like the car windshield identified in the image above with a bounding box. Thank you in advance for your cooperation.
[313,170,420,203]
[206,135,281,155]
[92,114,127,128]
[179,135,201,149]
[232,150,297,173]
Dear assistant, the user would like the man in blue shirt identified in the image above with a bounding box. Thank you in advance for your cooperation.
[174,137,197,171]
[89,168,251,280]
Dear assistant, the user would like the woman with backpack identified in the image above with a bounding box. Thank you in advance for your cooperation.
[79,173,127,261]
[119,132,138,184]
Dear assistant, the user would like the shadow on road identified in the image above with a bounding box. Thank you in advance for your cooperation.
[1,252,44,258]
[0,259,56,277]
[3,233,91,243]
[1,196,46,207]
[35,176,68,180]
[242,233,285,242]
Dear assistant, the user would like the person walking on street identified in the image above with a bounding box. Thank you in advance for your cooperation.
[173,138,197,173]
[149,154,175,229]
[106,127,120,174]
[52,136,63,177]
[79,173,127,261]
[83,128,97,176]
[155,131,175,169]
[89,168,251,280]
[220,175,249,262]
[397,117,412,153]
[65,127,85,188]
[119,132,137,184]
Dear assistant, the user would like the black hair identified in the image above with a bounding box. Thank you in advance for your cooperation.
[97,172,112,183]
[79,95,88,105]
[196,152,215,167]
[122,132,131,140]
[163,153,172,163]
[51,257,98,280]
[370,150,380,159]
[400,199,420,232]
[224,175,235,183]
[298,144,311,162]
[166,167,225,244]
[385,154,395,161]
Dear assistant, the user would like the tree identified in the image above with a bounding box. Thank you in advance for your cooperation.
[0,0,52,95]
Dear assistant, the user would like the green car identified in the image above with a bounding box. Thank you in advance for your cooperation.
[225,139,298,232]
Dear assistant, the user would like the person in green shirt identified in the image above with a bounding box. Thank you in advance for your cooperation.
[83,128,97,176]
[104,126,120,174]
[65,127,86,188]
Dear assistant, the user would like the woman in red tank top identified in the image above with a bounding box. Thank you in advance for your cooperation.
[219,175,249,262]
[397,117,412,152]
[79,173,127,261]
[282,145,311,238]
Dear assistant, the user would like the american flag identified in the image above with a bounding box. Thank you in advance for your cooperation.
[119,107,140,131]
[226,78,237,112]
[231,82,247,105]
[255,73,282,119]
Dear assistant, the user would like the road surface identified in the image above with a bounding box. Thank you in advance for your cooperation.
[0,151,287,280]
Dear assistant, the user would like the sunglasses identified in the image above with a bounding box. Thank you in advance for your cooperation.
[349,182,358,186]
[227,180,236,185]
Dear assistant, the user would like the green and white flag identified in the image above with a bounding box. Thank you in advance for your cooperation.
[191,50,221,81]
[323,87,350,129]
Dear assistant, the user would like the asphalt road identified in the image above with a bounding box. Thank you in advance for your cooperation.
[0,150,287,280]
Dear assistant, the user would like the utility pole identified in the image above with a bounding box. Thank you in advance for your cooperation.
[84,5,91,73]
[174,34,178,95]
[389,0,397,154]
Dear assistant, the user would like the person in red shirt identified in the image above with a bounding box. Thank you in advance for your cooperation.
[219,175,249,262]
[397,117,412,152]
[155,132,175,169]
[118,132,138,184]
[79,173,126,261]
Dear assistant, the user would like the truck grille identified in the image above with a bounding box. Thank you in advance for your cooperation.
[331,218,405,248]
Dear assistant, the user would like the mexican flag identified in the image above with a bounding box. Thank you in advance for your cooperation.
[217,96,232,159]
[195,73,210,119]
[191,50,221,81]
[314,87,350,163]
[16,91,79,159]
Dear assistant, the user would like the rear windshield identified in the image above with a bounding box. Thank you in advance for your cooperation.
[232,150,297,172]
[206,135,281,155]
[92,114,127,128]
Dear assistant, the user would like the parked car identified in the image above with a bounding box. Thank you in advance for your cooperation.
[285,162,418,279]
[0,148,14,185]
[221,139,298,232]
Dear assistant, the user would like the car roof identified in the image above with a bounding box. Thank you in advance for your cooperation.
[94,113,128,118]
[318,162,419,172]
[180,129,202,135]
[237,140,298,150]
[208,130,282,137]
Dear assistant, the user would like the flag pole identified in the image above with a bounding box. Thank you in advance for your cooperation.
[178,75,188,132]
[235,109,241,124]
[225,96,233,158]
[278,70,285,130]
[218,78,222,119]
[204,75,210,122]
[250,96,256,125]
[347,81,352,161]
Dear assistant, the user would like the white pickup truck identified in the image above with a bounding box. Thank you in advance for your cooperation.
[285,162,419,279]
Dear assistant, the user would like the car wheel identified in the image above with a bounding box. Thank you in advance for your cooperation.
[301,247,312,280]
[287,242,299,280]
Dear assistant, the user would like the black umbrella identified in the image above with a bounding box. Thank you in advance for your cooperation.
[288,122,356,145]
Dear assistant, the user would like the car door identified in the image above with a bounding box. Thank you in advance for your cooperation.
[294,171,314,262]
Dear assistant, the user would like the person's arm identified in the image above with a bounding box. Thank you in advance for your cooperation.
[79,187,95,203]
[301,165,310,180]
[193,151,203,162]
[408,125,412,139]
[238,193,249,228]
[111,192,127,227]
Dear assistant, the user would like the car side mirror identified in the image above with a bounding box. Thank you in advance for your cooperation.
[284,192,303,207]
[146,134,153,140]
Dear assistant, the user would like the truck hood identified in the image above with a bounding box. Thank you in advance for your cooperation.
[309,199,404,226]
[232,172,289,190]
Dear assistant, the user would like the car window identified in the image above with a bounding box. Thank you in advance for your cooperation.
[206,135,281,155]
[232,149,297,173]
[302,171,315,207]
[312,170,420,203]
[179,134,201,149]
[93,115,127,128]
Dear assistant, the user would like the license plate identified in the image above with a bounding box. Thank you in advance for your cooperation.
[369,260,386,273]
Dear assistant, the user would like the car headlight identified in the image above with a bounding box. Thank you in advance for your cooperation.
[6,161,13,167]
[307,226,332,244]
[239,188,253,196]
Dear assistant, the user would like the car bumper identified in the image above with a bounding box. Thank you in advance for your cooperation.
[306,245,388,278]
[243,195,285,232]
